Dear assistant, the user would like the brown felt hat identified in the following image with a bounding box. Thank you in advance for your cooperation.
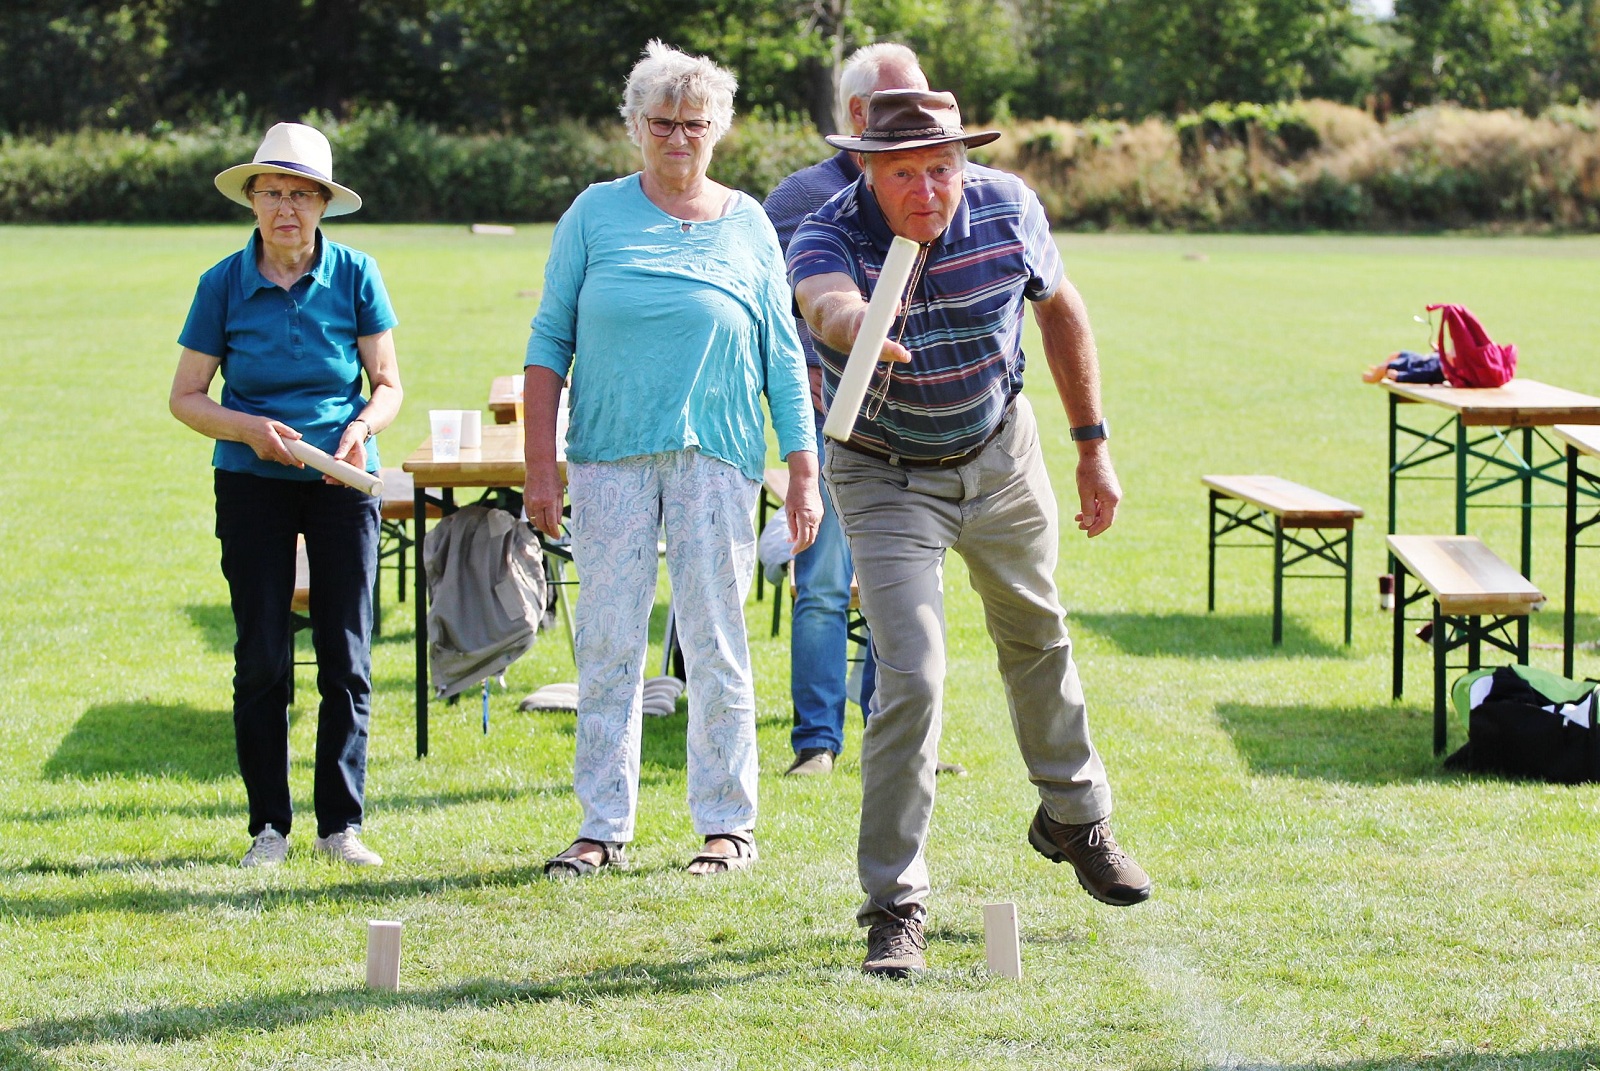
[825,89,1001,154]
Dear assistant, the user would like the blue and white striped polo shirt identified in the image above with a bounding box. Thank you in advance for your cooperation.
[787,162,1063,460]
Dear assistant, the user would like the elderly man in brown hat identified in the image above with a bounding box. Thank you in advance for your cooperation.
[788,89,1151,977]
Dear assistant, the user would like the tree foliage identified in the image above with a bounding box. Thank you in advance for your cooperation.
[1384,0,1600,111]
[3,0,1600,135]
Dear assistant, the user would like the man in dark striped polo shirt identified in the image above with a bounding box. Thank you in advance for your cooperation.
[789,89,1151,978]
[762,44,926,780]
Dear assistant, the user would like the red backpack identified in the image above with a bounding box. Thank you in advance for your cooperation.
[1427,303,1517,388]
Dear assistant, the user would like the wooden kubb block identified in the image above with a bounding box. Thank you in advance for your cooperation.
[366,920,402,991]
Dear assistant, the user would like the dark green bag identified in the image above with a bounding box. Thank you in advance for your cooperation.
[1445,665,1600,782]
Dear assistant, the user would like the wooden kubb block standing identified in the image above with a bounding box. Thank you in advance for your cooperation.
[366,920,402,991]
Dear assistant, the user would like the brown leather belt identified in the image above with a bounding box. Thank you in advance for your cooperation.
[844,402,1015,469]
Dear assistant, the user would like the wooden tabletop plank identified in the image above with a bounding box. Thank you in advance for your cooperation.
[1386,534,1543,615]
[1203,474,1363,525]
[1381,377,1600,427]
[1552,423,1600,459]
[402,422,537,487]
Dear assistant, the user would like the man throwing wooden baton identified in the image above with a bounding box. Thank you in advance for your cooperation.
[788,89,1151,978]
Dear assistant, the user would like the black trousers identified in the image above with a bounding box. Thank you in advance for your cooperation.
[215,469,380,839]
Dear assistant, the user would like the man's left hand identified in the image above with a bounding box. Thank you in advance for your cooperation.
[1074,446,1121,537]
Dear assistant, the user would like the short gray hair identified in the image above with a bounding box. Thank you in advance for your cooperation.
[620,40,738,147]
[835,43,922,132]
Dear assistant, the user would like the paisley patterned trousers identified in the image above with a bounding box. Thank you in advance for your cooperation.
[566,449,760,844]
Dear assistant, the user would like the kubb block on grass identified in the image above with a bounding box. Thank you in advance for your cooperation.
[1204,475,1364,645]
[366,920,402,991]
[982,902,1022,980]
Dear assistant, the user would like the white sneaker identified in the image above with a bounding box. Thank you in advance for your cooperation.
[240,825,288,868]
[313,828,383,867]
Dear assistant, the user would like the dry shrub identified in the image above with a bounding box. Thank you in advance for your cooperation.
[1306,104,1600,228]
[1296,100,1380,153]
[988,100,1600,231]
[988,117,1201,228]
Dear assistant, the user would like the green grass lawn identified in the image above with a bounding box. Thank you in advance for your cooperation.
[5,224,1600,1070]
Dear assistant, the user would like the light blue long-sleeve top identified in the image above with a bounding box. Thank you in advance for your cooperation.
[524,173,815,482]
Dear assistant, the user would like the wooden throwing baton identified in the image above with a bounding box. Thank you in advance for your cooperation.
[822,234,921,443]
[287,439,384,497]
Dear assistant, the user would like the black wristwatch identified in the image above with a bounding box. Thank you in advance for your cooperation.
[1069,421,1109,443]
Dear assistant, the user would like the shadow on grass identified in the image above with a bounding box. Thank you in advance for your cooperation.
[471,685,686,776]
[1215,700,1444,784]
[1073,612,1349,659]
[188,601,416,652]
[0,862,548,921]
[0,938,838,1066]
[3,967,1598,1071]
[0,786,535,828]
[182,603,235,653]
[41,702,239,782]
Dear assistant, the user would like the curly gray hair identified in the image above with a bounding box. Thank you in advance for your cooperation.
[620,40,738,147]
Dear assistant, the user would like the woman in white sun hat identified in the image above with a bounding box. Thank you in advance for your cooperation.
[169,122,403,870]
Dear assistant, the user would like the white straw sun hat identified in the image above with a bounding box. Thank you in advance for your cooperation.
[214,122,363,217]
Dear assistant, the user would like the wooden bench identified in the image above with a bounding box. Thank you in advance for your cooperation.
[374,468,442,635]
[290,537,313,704]
[1388,534,1545,755]
[756,468,790,622]
[1204,475,1365,645]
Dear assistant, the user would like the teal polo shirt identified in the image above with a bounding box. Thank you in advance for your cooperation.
[178,229,398,479]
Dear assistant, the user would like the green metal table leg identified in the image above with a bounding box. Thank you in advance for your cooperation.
[1392,559,1407,700]
[414,482,429,758]
[1272,518,1284,646]
[1433,601,1448,755]
[1343,528,1355,646]
[1521,425,1534,580]
[1207,489,1219,613]
[1566,446,1579,679]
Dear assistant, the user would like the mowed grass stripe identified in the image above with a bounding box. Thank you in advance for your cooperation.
[2,225,1599,1068]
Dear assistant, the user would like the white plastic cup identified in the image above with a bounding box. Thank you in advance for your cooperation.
[460,409,482,449]
[430,409,461,462]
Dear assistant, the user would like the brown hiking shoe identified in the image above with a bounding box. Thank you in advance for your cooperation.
[1028,806,1152,906]
[784,748,835,776]
[862,915,927,978]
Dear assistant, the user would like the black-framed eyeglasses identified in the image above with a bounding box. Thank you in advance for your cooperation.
[646,117,712,139]
[249,189,325,209]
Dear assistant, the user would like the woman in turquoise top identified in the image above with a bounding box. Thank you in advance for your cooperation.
[170,123,403,871]
[525,41,820,879]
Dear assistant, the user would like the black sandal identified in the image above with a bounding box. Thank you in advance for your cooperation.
[544,838,627,878]
[686,830,757,875]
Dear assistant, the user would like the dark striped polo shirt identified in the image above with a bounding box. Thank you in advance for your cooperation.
[787,162,1063,460]
[763,151,862,368]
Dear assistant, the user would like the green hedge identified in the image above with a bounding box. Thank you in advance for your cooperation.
[6,102,1600,230]
[0,108,822,224]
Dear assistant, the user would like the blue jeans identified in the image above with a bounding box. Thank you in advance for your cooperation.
[215,469,379,840]
[791,410,877,756]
